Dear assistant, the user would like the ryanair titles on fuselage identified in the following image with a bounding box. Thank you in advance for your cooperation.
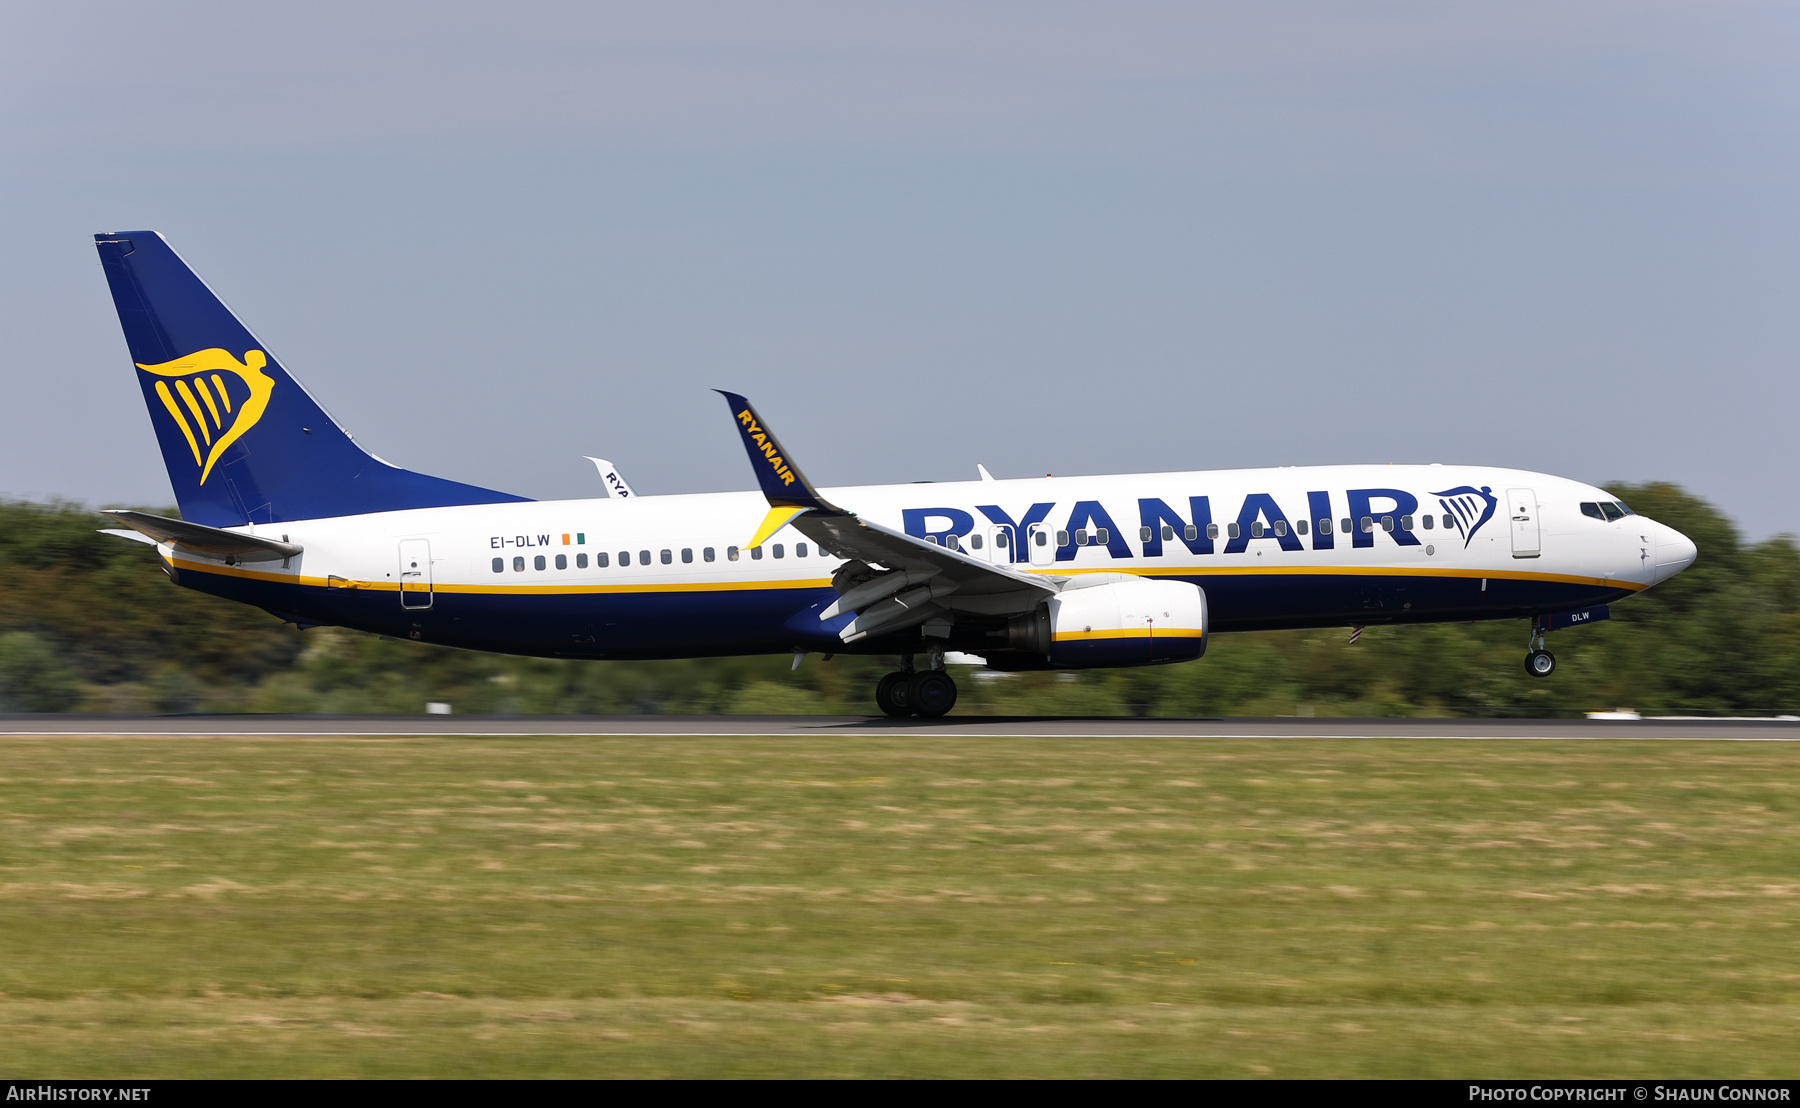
[897,483,1499,561]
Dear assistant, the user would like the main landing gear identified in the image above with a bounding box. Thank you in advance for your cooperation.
[875,654,959,719]
[1524,619,1555,678]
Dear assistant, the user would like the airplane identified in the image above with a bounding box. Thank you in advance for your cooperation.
[91,231,1698,718]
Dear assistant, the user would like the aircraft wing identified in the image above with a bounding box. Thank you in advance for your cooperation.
[716,391,1055,643]
[100,509,303,563]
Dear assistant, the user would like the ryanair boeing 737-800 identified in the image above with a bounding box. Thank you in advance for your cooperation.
[92,231,1697,717]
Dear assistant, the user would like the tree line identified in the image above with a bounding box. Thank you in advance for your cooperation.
[0,483,1789,716]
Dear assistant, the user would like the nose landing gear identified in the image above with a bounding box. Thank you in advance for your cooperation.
[1524,618,1555,677]
[873,654,959,718]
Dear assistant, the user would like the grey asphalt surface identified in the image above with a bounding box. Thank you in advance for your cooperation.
[0,715,1797,739]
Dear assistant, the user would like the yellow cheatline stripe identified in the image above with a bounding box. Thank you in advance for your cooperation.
[168,556,832,595]
[194,375,223,428]
[211,374,233,412]
[174,379,212,446]
[153,381,202,465]
[1053,628,1205,641]
[747,505,806,550]
[1034,563,1647,592]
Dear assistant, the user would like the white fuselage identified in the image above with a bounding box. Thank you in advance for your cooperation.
[161,463,1696,661]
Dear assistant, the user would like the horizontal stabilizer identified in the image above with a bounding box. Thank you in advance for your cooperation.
[97,528,158,546]
[100,509,302,562]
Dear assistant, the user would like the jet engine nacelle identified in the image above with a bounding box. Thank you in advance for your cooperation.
[1009,577,1208,668]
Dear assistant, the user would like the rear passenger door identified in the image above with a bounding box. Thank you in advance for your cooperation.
[399,539,433,608]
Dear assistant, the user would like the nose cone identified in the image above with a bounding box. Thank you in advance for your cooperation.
[1648,520,1697,585]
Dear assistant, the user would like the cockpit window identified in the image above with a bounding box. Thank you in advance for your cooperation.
[1615,500,1634,516]
[1581,502,1606,521]
[1599,502,1624,522]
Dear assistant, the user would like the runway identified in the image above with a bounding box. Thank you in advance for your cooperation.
[2,714,1798,740]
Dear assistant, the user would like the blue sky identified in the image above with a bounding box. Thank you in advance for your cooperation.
[3,2,1795,534]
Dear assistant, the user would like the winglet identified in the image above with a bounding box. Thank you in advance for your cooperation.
[584,457,636,499]
[716,391,835,512]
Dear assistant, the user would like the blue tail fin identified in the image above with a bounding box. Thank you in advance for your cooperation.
[94,232,529,526]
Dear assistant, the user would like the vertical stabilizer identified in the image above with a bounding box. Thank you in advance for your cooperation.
[95,232,529,526]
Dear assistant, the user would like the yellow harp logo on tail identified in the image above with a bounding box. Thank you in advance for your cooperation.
[136,349,275,485]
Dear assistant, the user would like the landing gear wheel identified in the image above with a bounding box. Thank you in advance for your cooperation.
[876,671,913,717]
[1525,649,1556,678]
[906,671,958,718]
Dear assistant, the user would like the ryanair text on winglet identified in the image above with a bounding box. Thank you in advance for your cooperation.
[736,409,797,487]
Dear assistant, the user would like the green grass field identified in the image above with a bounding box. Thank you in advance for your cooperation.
[0,734,1796,1077]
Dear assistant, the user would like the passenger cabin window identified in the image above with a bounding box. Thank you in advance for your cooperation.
[1096,529,1109,544]
[1599,502,1624,522]
[1320,518,1332,535]
[555,554,567,570]
[596,552,608,567]
[513,556,525,572]
[1140,526,1153,543]
[492,557,504,573]
[703,547,715,562]
[772,544,784,559]
[1056,530,1070,547]
[1341,518,1352,534]
[1074,529,1089,546]
[577,553,589,568]
[728,546,740,561]
[751,546,763,560]
[796,543,808,557]
[1381,516,1394,532]
[534,555,546,570]
[1422,515,1433,530]
[681,548,693,563]
[1442,514,1454,529]
[1296,520,1308,536]
[1400,515,1413,531]
[1361,517,1374,533]
[1163,525,1175,541]
[1227,523,1241,539]
[1183,525,1196,541]
[619,551,630,566]
[1250,521,1263,538]
[639,550,650,565]
[1206,523,1219,539]
[970,534,983,550]
[1273,520,1288,537]
[1032,531,1046,547]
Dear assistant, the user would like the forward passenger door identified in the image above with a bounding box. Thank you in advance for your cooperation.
[1506,489,1540,559]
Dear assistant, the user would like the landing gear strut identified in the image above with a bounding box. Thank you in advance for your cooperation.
[873,654,958,718]
[1524,619,1555,678]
